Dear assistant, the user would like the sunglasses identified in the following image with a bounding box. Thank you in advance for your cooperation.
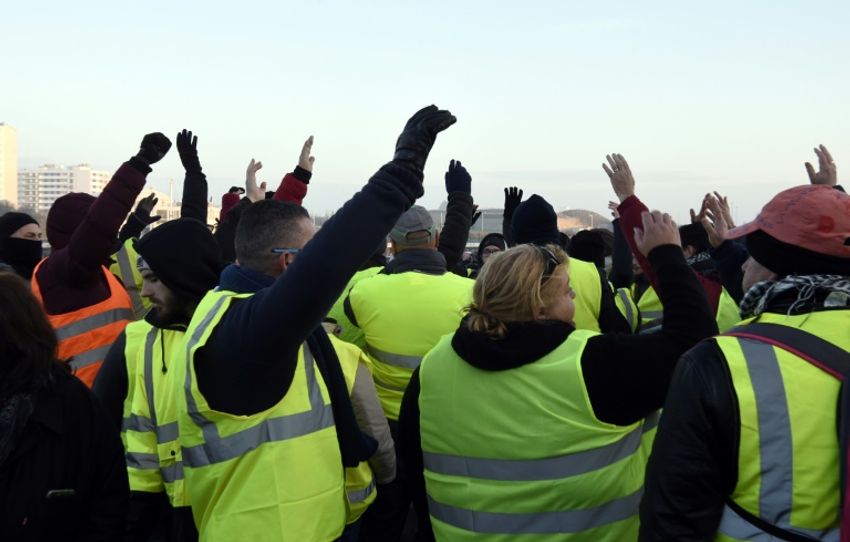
[534,245,560,282]
[270,248,301,255]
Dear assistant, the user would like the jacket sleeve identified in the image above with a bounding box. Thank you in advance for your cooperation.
[213,197,252,265]
[47,160,149,287]
[502,208,515,247]
[398,367,435,541]
[581,245,718,426]
[117,212,147,246]
[437,192,474,273]
[180,170,208,222]
[639,340,738,541]
[709,240,749,304]
[351,360,396,483]
[91,331,129,431]
[595,266,633,334]
[273,166,311,205]
[201,161,423,402]
[609,218,634,289]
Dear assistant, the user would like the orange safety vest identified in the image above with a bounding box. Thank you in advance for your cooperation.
[31,258,134,388]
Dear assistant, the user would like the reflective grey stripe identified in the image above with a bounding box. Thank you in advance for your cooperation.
[348,478,376,504]
[123,413,154,433]
[427,488,642,534]
[366,345,422,370]
[372,374,408,393]
[740,338,793,526]
[69,343,113,369]
[717,504,839,542]
[127,452,159,470]
[643,410,661,432]
[183,295,334,468]
[117,245,146,318]
[55,308,134,340]
[156,422,179,443]
[726,338,841,542]
[142,327,161,434]
[616,290,636,330]
[425,414,659,481]
[641,310,663,321]
[162,461,185,484]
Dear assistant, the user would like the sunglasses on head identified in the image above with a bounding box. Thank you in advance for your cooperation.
[534,245,560,282]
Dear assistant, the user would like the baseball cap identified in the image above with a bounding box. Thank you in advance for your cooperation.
[725,185,850,259]
[390,206,435,246]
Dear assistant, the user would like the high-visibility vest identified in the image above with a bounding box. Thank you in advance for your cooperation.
[326,267,381,349]
[174,289,345,542]
[713,311,846,542]
[613,286,640,333]
[121,320,186,506]
[567,257,604,332]
[109,237,151,320]
[31,258,134,388]
[419,330,659,541]
[636,284,740,333]
[329,335,378,524]
[347,270,473,420]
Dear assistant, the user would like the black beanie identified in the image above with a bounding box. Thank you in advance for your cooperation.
[0,212,38,246]
[746,229,850,277]
[568,230,606,268]
[511,194,560,246]
[135,218,222,302]
[679,223,711,254]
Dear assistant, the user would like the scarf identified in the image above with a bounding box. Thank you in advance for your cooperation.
[739,274,850,319]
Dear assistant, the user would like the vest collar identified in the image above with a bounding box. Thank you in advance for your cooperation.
[451,316,573,371]
[383,249,447,275]
[219,263,275,294]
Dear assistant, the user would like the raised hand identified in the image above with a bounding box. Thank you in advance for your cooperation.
[471,204,482,227]
[176,129,202,173]
[608,201,620,220]
[245,158,266,202]
[634,210,681,256]
[805,144,837,186]
[445,159,472,194]
[134,193,161,225]
[602,153,635,203]
[712,191,735,228]
[135,132,172,166]
[689,194,709,224]
[299,136,315,172]
[701,195,729,249]
[504,187,524,216]
[394,105,457,175]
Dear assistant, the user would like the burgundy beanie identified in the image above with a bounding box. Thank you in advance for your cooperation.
[220,192,241,221]
[47,193,96,250]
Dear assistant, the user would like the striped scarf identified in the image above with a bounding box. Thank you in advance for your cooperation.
[739,274,850,319]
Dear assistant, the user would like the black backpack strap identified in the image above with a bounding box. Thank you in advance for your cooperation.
[724,322,850,541]
[724,499,819,542]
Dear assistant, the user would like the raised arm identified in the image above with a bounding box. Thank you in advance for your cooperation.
[116,193,161,246]
[50,133,171,286]
[438,159,475,272]
[502,186,523,246]
[177,129,208,222]
[273,136,314,204]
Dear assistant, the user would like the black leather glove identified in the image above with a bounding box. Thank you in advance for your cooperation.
[176,129,202,173]
[445,159,471,194]
[394,105,456,175]
[134,193,161,225]
[135,132,172,166]
[504,186,524,217]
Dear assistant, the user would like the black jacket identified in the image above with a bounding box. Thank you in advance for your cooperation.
[0,366,129,541]
[398,245,718,539]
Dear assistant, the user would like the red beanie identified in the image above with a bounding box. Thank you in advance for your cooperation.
[220,192,241,221]
[47,193,96,250]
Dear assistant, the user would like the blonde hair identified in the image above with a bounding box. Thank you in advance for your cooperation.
[466,244,569,338]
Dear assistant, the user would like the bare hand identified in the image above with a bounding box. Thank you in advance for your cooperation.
[602,153,635,203]
[299,136,315,172]
[245,158,266,202]
[701,196,729,249]
[689,194,709,224]
[608,201,620,219]
[805,144,836,186]
[711,191,735,228]
[634,211,681,256]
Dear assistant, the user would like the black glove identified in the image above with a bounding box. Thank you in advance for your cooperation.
[445,159,471,194]
[176,129,202,173]
[228,186,246,194]
[135,132,172,166]
[134,193,161,225]
[471,205,482,227]
[504,186,524,217]
[394,105,456,175]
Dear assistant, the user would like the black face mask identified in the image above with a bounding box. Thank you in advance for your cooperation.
[0,238,43,280]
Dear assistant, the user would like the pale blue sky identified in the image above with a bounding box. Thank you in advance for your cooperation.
[4,0,849,222]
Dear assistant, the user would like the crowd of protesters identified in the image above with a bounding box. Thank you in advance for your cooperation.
[0,105,847,542]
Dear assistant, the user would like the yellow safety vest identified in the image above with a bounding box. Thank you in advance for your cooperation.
[567,257,603,332]
[327,267,381,349]
[330,335,378,524]
[613,286,640,333]
[110,238,150,320]
[419,330,659,541]
[347,270,473,420]
[713,311,845,542]
[637,284,740,333]
[121,320,187,506]
[175,289,346,541]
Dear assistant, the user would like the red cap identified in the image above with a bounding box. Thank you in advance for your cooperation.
[725,185,850,258]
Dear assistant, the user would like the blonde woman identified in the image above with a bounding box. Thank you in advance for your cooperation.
[398,211,718,541]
